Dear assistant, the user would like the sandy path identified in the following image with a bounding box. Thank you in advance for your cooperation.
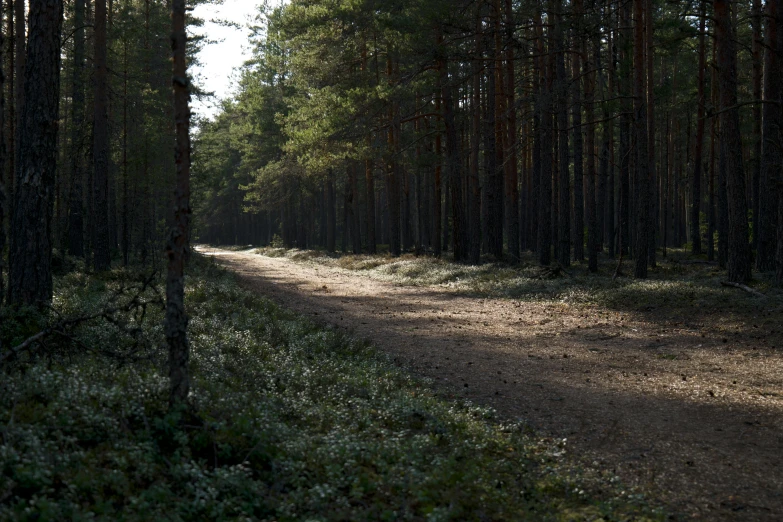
[200,247,783,520]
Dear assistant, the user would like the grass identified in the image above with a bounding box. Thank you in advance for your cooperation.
[254,246,783,320]
[0,256,664,521]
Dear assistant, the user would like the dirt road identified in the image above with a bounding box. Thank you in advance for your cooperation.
[199,247,783,520]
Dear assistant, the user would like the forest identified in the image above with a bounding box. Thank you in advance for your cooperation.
[0,0,782,520]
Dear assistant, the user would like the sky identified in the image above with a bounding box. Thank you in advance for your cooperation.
[191,0,266,120]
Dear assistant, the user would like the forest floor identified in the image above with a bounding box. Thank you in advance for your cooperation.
[198,245,783,521]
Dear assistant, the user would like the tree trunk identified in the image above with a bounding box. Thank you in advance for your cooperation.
[537,9,552,266]
[439,51,466,261]
[758,0,781,272]
[504,0,519,262]
[572,34,584,263]
[751,0,763,255]
[166,0,192,406]
[92,0,110,271]
[67,0,85,258]
[714,0,751,283]
[326,171,336,252]
[555,7,570,268]
[8,0,63,307]
[633,0,650,278]
[469,9,482,264]
[645,0,656,267]
[0,9,5,307]
[585,38,598,273]
[691,0,706,256]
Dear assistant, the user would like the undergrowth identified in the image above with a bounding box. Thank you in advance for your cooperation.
[254,246,782,319]
[1,256,664,521]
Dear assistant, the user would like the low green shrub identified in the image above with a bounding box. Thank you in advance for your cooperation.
[0,258,663,521]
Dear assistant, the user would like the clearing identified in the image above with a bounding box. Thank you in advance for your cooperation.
[199,246,783,521]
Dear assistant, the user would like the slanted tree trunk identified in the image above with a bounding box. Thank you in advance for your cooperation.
[166,0,192,406]
[758,0,781,272]
[93,0,110,271]
[8,0,63,307]
[714,0,751,283]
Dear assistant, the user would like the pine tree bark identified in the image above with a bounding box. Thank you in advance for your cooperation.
[0,10,5,307]
[645,0,656,267]
[93,0,110,271]
[469,9,482,264]
[585,38,598,273]
[166,0,191,406]
[714,0,751,283]
[571,0,584,263]
[504,0,519,262]
[633,0,650,278]
[67,0,85,258]
[691,0,706,256]
[758,0,781,272]
[8,0,63,307]
[537,9,552,266]
[751,0,763,254]
[555,7,570,268]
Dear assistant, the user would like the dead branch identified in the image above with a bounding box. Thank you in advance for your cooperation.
[1,273,163,365]
[720,281,766,298]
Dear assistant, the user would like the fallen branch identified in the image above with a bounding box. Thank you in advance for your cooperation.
[1,272,162,365]
[720,281,766,298]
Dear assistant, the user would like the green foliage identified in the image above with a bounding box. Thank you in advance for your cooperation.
[0,259,663,521]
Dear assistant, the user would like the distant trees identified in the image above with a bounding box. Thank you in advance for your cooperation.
[188,0,783,286]
[1,0,782,298]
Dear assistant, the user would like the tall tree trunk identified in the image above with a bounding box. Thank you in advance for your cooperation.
[439,51,466,261]
[4,0,13,253]
[166,0,192,406]
[537,8,552,266]
[645,0,656,267]
[469,9,482,264]
[93,0,110,271]
[691,0,706,256]
[758,0,781,272]
[751,0,762,254]
[714,0,750,283]
[555,7,570,267]
[504,0,520,262]
[572,30,584,263]
[585,38,598,272]
[68,0,85,258]
[619,0,631,257]
[633,0,650,278]
[8,0,63,307]
[0,6,5,307]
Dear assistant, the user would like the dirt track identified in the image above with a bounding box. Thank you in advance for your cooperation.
[199,247,783,520]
